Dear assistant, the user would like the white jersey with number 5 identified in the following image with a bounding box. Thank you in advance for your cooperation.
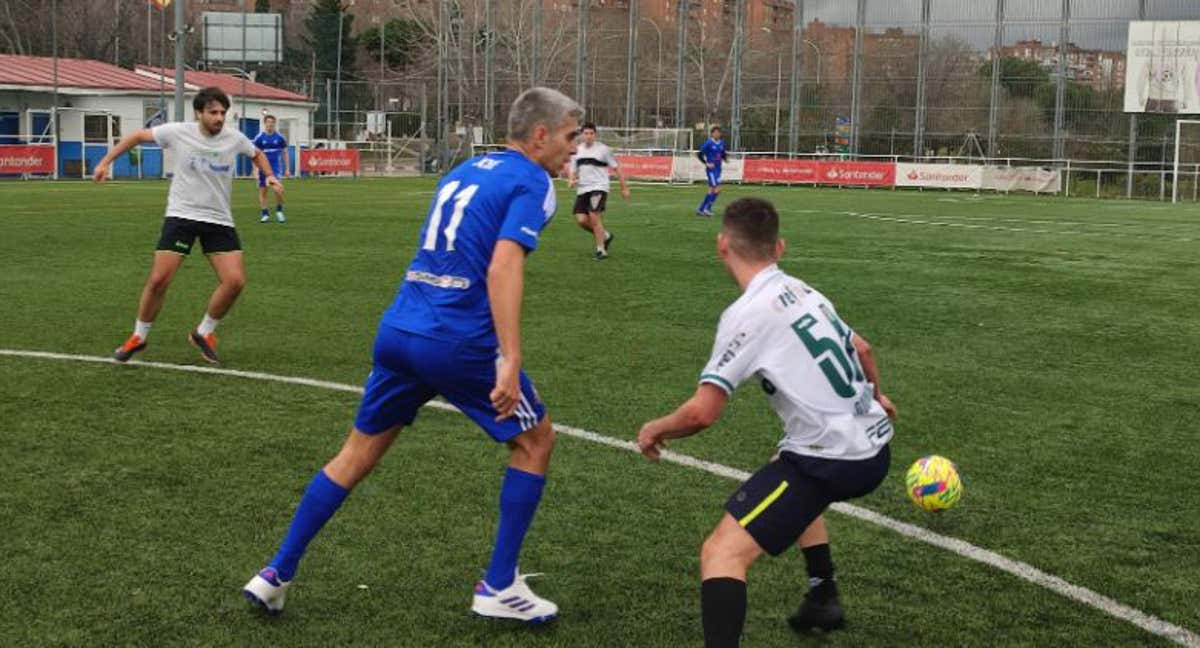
[699,265,893,461]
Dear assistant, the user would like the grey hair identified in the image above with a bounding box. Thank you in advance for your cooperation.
[507,87,584,142]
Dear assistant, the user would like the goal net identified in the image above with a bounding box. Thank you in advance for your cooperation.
[1173,119,1200,203]
[596,127,693,155]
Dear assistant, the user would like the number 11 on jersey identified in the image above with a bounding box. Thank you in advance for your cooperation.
[423,180,479,252]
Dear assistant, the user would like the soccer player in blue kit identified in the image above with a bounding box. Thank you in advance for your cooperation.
[253,114,289,223]
[696,126,728,217]
[242,87,582,623]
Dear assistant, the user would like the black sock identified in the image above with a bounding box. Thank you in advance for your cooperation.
[802,543,838,602]
[701,577,747,648]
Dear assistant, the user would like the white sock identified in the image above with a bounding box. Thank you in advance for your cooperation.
[197,313,221,336]
[134,320,152,340]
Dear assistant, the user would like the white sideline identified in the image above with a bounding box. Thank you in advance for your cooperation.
[1,347,1196,647]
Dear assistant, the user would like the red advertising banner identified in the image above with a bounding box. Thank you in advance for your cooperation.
[615,155,673,181]
[0,145,55,174]
[817,161,895,186]
[300,149,360,174]
[742,159,821,183]
[742,159,895,187]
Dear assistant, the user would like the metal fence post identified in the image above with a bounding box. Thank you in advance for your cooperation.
[531,0,543,86]
[850,0,865,154]
[675,0,688,130]
[914,0,931,158]
[731,0,745,151]
[787,0,804,154]
[1052,0,1070,161]
[484,0,495,141]
[987,0,1004,157]
[625,2,639,129]
[576,0,589,109]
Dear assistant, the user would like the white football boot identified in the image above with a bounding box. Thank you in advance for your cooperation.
[243,567,291,615]
[471,571,558,623]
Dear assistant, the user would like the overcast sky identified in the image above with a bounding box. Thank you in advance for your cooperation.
[799,0,1200,51]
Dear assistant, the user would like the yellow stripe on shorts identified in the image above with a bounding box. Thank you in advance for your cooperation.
[738,480,790,527]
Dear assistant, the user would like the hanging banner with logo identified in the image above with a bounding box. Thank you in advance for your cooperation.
[300,149,360,174]
[818,160,895,187]
[614,155,673,181]
[895,163,984,189]
[981,166,1062,193]
[742,159,822,183]
[0,145,55,174]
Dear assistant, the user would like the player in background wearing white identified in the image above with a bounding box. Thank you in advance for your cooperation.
[636,197,896,647]
[95,87,282,365]
[568,123,629,260]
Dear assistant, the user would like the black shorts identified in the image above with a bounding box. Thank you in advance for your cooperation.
[573,191,608,215]
[155,217,242,256]
[725,445,890,556]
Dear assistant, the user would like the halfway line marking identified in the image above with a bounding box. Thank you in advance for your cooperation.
[0,348,1195,647]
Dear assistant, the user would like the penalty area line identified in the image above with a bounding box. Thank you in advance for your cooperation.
[0,347,1196,647]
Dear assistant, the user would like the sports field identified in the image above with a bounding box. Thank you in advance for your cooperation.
[1,177,1197,647]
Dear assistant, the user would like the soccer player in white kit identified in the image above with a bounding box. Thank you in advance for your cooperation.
[636,197,896,647]
[567,123,629,260]
[94,87,282,364]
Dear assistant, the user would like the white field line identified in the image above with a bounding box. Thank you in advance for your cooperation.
[795,209,1197,241]
[1,348,1196,647]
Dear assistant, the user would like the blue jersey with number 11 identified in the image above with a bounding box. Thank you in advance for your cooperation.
[382,149,556,348]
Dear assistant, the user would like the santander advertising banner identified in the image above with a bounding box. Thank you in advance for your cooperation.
[300,149,360,174]
[0,145,55,174]
[615,155,673,181]
[742,159,895,186]
[742,159,822,183]
[818,161,895,186]
[895,163,983,189]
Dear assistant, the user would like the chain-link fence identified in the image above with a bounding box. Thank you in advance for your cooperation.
[297,1,1199,196]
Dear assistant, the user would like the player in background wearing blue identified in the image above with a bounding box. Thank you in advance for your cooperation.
[253,114,289,223]
[696,126,728,217]
[243,88,582,623]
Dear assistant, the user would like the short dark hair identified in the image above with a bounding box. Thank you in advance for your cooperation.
[711,125,722,133]
[722,197,779,261]
[193,87,231,112]
[581,122,597,132]
[264,114,277,122]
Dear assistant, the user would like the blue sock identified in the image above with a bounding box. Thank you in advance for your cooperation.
[268,469,350,581]
[276,203,284,213]
[261,207,269,217]
[699,194,712,212]
[708,192,720,211]
[484,467,546,590]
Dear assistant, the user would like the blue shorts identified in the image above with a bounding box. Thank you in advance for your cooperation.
[353,325,547,442]
[706,168,722,187]
[258,168,284,188]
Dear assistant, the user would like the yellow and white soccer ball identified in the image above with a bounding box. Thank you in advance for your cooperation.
[905,455,963,512]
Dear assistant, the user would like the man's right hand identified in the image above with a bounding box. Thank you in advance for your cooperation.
[92,161,111,183]
[490,357,522,421]
[706,162,715,169]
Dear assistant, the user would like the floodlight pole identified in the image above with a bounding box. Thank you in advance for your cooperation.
[787,0,803,155]
[575,0,588,109]
[624,1,639,130]
[484,0,496,141]
[674,0,687,130]
[242,5,248,138]
[335,4,345,141]
[531,0,543,86]
[174,0,186,123]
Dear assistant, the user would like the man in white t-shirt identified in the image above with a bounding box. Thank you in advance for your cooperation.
[94,87,282,364]
[636,197,896,646]
[567,123,629,260]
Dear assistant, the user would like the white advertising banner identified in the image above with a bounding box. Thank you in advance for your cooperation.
[671,155,743,183]
[981,166,1062,194]
[895,163,983,189]
[1125,21,1200,114]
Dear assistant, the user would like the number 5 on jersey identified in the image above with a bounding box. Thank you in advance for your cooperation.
[423,180,479,252]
